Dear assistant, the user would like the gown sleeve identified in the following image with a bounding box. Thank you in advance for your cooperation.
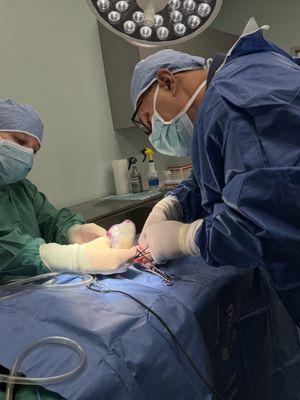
[167,171,207,223]
[24,179,85,244]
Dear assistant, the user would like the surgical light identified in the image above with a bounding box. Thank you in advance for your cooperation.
[183,0,196,12]
[116,0,130,12]
[124,20,137,34]
[197,2,211,17]
[140,26,153,38]
[153,14,164,27]
[187,14,200,29]
[168,0,181,10]
[133,11,145,24]
[170,10,183,22]
[88,0,222,47]
[97,0,111,12]
[157,26,169,40]
[108,10,121,23]
[174,22,186,36]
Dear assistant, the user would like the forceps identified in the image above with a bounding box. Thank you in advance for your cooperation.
[133,247,173,285]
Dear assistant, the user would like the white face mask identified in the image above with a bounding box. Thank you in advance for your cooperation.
[149,79,207,157]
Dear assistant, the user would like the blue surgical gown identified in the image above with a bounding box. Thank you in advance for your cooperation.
[171,30,300,323]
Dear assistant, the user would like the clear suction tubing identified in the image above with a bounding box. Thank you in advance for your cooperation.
[0,273,89,399]
[2,336,86,400]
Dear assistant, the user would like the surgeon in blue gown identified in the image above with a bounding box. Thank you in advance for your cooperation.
[130,19,300,324]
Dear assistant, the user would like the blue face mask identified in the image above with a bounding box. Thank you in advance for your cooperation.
[149,79,207,157]
[0,139,34,186]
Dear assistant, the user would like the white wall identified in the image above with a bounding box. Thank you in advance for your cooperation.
[212,0,300,52]
[0,0,188,207]
[0,0,125,207]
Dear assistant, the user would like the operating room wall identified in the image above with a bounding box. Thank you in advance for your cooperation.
[212,0,300,52]
[0,0,188,208]
[0,0,127,208]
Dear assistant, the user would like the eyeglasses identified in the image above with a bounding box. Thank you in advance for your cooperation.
[131,101,151,135]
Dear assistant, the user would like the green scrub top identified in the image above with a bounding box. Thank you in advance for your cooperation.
[0,386,64,400]
[0,179,85,282]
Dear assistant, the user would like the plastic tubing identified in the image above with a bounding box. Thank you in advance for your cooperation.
[0,273,94,301]
[3,336,86,400]
[0,273,93,302]
[5,272,93,289]
[0,275,89,398]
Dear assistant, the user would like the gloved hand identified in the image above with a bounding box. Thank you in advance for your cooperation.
[144,220,203,264]
[139,196,182,250]
[82,236,137,273]
[40,236,137,275]
[67,223,107,244]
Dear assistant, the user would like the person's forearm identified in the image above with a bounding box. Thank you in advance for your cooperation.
[40,243,89,273]
[39,238,136,275]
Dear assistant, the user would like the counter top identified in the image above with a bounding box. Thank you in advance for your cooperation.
[69,191,165,222]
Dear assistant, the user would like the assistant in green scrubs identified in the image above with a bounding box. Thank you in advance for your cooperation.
[0,100,84,283]
[0,100,107,400]
[0,99,109,282]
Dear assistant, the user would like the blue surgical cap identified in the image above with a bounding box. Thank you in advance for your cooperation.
[131,49,206,111]
[0,99,44,145]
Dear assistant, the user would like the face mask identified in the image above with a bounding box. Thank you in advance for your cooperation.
[0,139,34,186]
[149,79,207,157]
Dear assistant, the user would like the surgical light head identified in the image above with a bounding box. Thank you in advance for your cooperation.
[87,0,222,47]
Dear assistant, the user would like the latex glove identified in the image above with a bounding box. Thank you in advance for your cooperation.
[139,196,182,250]
[40,236,137,275]
[82,236,137,273]
[144,220,203,264]
[68,223,107,244]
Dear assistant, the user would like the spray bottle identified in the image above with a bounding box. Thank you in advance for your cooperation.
[127,156,143,193]
[141,147,159,191]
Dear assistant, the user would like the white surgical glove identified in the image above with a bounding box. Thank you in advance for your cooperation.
[139,196,182,250]
[67,223,107,244]
[144,220,203,264]
[40,236,137,275]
